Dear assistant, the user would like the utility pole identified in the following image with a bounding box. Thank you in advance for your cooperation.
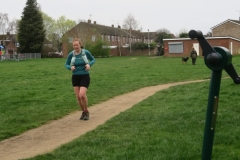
[148,29,150,56]
[130,27,132,54]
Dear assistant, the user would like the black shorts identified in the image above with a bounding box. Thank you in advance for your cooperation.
[72,74,90,88]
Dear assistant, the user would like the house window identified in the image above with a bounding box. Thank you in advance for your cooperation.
[168,42,183,53]
[111,36,115,42]
[102,35,104,41]
[107,35,110,41]
[92,35,96,42]
[68,37,73,43]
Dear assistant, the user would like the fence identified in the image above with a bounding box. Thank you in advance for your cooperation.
[0,53,41,61]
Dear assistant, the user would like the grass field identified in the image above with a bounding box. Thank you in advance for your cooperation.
[1,56,240,159]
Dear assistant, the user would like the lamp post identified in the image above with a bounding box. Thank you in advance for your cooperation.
[130,28,132,54]
[148,29,150,56]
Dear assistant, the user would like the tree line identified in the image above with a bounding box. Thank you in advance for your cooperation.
[1,0,210,56]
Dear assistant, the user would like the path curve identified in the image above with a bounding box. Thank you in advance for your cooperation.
[0,80,208,160]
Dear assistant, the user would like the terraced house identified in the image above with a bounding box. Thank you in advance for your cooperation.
[62,19,157,58]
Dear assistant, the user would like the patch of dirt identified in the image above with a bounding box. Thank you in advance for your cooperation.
[0,80,207,160]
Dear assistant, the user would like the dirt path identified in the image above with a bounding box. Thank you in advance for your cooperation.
[0,80,207,160]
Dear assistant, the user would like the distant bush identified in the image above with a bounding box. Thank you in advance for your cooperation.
[85,39,110,57]
[131,42,156,50]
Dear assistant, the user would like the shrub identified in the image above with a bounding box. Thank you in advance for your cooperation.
[85,39,110,57]
[131,42,156,50]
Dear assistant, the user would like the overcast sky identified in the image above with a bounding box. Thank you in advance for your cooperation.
[1,0,240,35]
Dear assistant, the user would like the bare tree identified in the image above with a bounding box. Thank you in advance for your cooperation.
[74,19,88,44]
[0,13,9,34]
[122,13,140,30]
[122,13,141,54]
[7,19,18,34]
[73,26,88,47]
[76,19,86,24]
[155,28,174,55]
[0,13,18,34]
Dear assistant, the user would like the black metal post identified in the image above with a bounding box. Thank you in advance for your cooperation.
[202,70,222,160]
[188,30,240,160]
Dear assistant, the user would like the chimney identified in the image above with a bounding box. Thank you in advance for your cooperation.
[118,25,121,28]
[111,24,114,27]
[94,21,96,24]
[88,19,91,23]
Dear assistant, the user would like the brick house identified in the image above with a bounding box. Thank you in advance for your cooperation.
[211,19,240,39]
[0,32,57,58]
[163,37,240,57]
[0,32,18,56]
[62,19,156,58]
[163,19,240,57]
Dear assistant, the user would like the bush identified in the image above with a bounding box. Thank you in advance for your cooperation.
[85,39,110,57]
[131,42,156,50]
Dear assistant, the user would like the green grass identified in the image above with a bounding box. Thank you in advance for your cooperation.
[26,79,240,160]
[1,56,240,159]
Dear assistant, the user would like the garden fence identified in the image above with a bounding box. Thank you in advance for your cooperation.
[0,53,41,61]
